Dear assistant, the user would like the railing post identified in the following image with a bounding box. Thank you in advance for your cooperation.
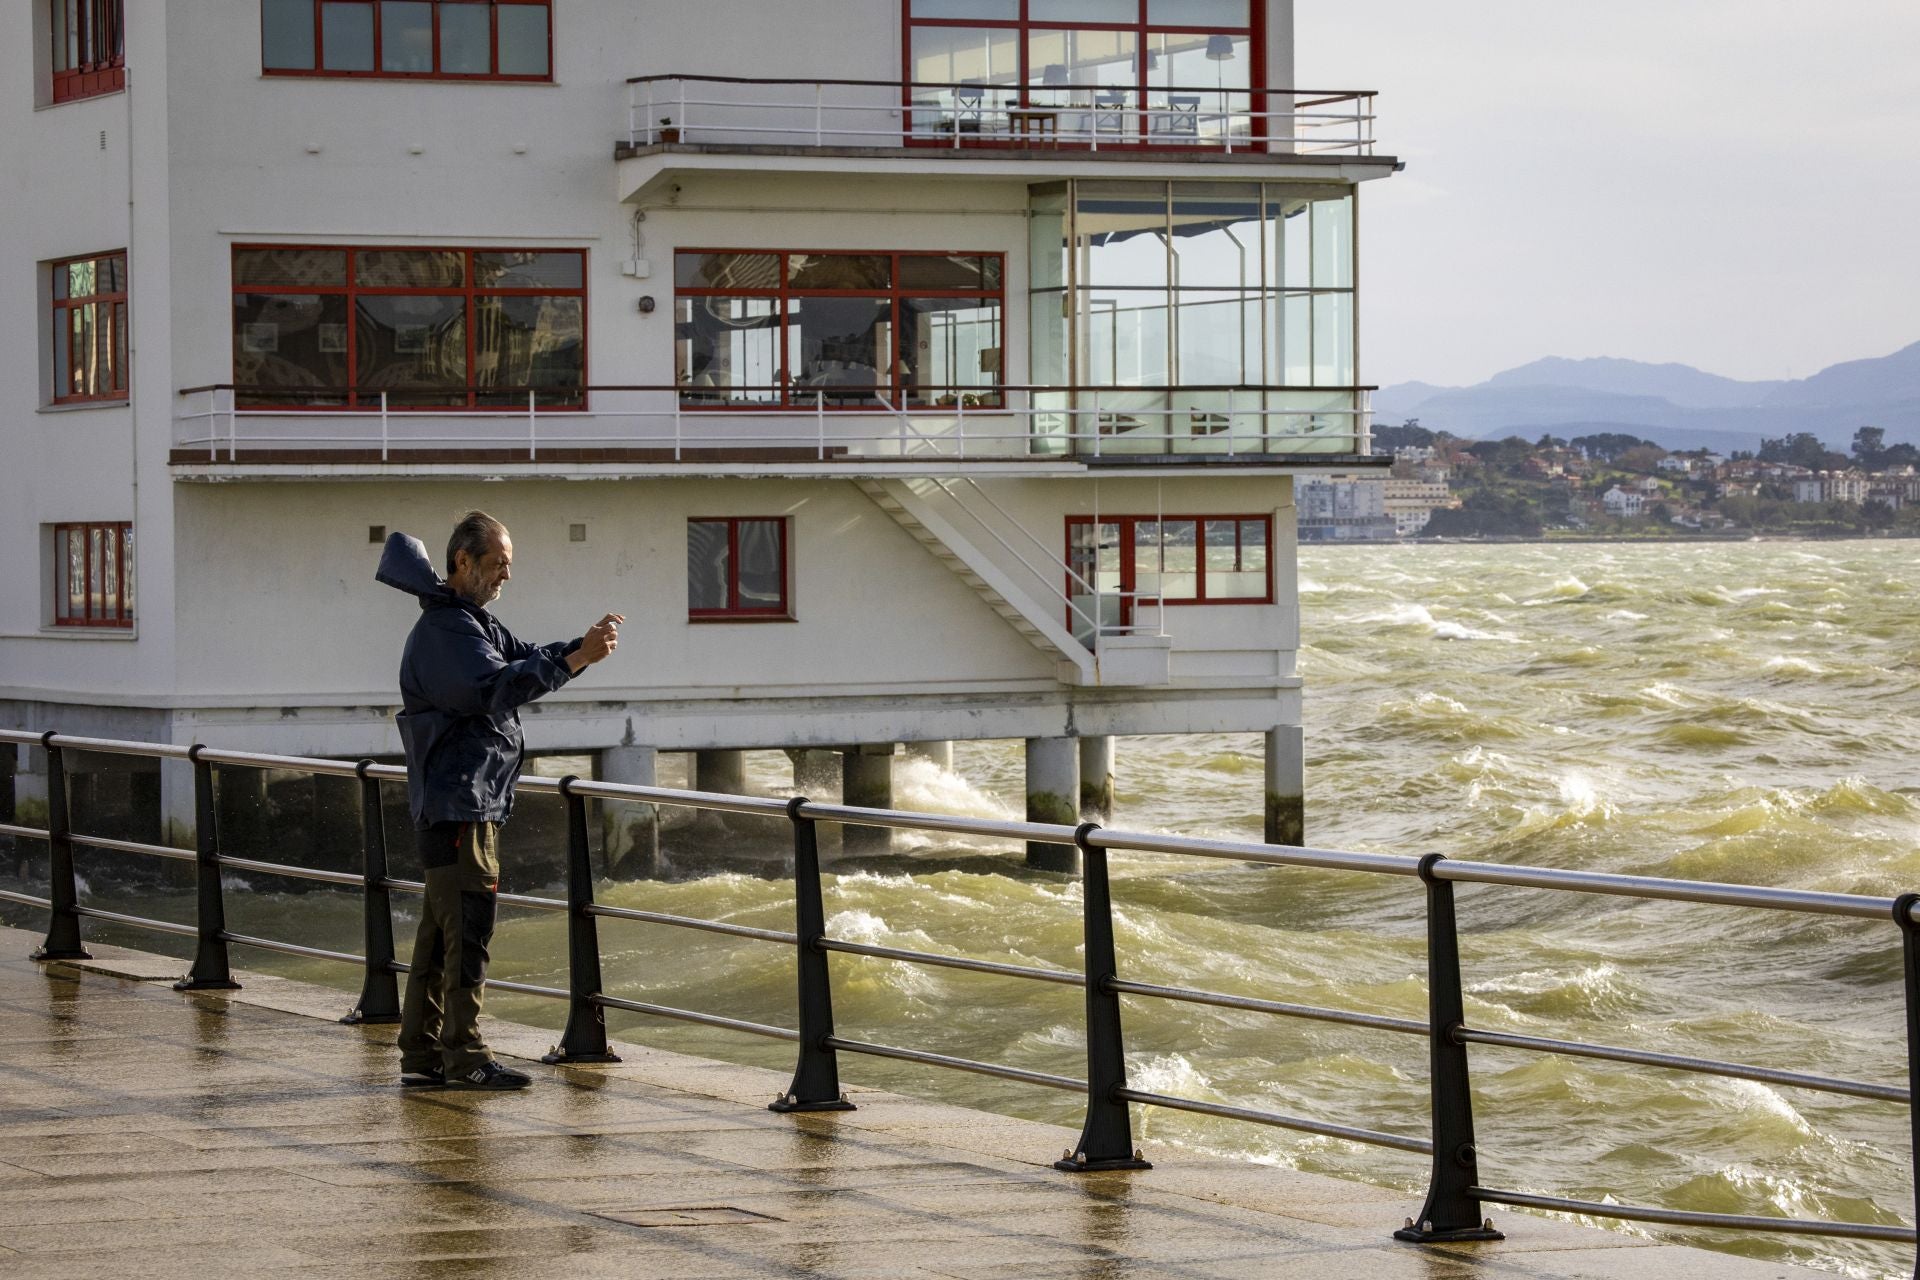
[341,760,400,1025]
[380,390,389,462]
[31,733,89,961]
[174,746,240,991]
[814,82,823,145]
[1894,892,1920,1280]
[1056,822,1150,1172]
[1396,854,1501,1243]
[771,796,856,1113]
[528,388,538,461]
[816,390,825,460]
[541,776,621,1064]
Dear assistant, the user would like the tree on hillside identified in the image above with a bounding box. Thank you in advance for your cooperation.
[1571,432,1651,462]
[1372,419,1435,453]
[1419,490,1543,538]
[1618,444,1668,473]
[1852,426,1886,468]
[1759,432,1830,469]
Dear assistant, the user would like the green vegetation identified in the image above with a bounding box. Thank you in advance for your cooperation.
[1398,423,1920,539]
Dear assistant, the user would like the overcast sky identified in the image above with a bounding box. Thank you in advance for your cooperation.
[1294,1,1920,388]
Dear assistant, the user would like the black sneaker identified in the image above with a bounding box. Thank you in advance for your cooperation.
[447,1060,531,1091]
[400,1067,445,1088]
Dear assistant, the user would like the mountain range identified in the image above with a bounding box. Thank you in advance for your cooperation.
[1374,342,1920,454]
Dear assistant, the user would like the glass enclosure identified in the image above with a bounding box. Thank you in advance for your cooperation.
[1029,179,1360,455]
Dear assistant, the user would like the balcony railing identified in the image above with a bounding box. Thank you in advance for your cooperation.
[174,384,1373,463]
[624,76,1377,156]
[2,726,1914,1268]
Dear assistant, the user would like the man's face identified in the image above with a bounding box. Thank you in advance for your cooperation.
[455,533,513,607]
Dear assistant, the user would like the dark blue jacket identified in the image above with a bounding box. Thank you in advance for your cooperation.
[377,532,580,828]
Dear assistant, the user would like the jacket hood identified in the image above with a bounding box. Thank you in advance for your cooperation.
[376,531,451,602]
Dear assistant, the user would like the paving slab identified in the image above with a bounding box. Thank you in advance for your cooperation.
[0,925,1830,1278]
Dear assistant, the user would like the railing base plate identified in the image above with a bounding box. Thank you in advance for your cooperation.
[539,1050,623,1065]
[768,1096,856,1114]
[1393,1224,1503,1244]
[31,947,92,962]
[1054,1155,1153,1173]
[172,977,243,992]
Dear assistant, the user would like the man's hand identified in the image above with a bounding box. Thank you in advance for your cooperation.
[568,613,624,673]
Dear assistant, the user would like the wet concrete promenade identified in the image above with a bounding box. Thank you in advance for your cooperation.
[0,926,1820,1279]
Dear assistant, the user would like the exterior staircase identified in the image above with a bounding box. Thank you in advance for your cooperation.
[855,478,1171,687]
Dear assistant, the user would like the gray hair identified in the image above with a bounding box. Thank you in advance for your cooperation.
[446,510,507,577]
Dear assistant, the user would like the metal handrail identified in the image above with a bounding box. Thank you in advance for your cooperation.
[1,724,1914,1260]
[620,75,1380,156]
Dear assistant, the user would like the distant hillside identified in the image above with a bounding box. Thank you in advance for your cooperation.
[1486,356,1782,409]
[1381,343,1920,451]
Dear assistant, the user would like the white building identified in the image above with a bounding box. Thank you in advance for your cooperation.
[1295,477,1395,541]
[1601,486,1644,517]
[3,0,1394,865]
[1382,477,1454,537]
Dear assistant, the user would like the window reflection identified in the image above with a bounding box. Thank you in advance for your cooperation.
[676,297,782,405]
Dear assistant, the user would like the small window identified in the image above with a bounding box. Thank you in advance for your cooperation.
[50,0,125,103]
[50,252,129,404]
[53,522,134,627]
[262,0,552,80]
[687,518,790,620]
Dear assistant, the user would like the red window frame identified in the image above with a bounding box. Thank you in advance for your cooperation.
[901,0,1265,150]
[53,521,134,628]
[50,0,125,103]
[261,0,553,82]
[229,244,588,410]
[674,249,1005,412]
[687,517,792,622]
[1065,512,1272,628]
[51,251,129,405]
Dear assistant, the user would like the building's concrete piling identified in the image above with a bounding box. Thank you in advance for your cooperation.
[1025,736,1079,870]
[1078,735,1114,823]
[1265,724,1305,846]
[841,744,894,855]
[596,745,659,878]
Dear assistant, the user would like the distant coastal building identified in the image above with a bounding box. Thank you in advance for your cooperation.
[1383,478,1456,536]
[3,0,1396,861]
[1795,471,1873,504]
[1296,478,1398,541]
[1601,486,1645,517]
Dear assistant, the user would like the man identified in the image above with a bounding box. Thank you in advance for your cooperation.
[376,511,622,1090]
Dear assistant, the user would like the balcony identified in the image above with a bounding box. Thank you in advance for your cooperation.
[170,383,1380,475]
[617,75,1380,164]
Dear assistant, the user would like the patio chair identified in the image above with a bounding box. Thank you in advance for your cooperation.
[1151,94,1200,138]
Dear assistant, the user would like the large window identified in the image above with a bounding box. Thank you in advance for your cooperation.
[230,246,585,408]
[51,252,128,405]
[1066,513,1268,638]
[687,518,790,620]
[1033,180,1353,388]
[53,522,134,628]
[906,0,1259,146]
[261,0,551,79]
[50,0,124,102]
[675,251,1003,410]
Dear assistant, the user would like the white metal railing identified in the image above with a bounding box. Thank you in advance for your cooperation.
[905,475,1165,646]
[172,385,1373,464]
[625,76,1377,157]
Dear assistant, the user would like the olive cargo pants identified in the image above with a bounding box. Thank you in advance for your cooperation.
[397,821,501,1076]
